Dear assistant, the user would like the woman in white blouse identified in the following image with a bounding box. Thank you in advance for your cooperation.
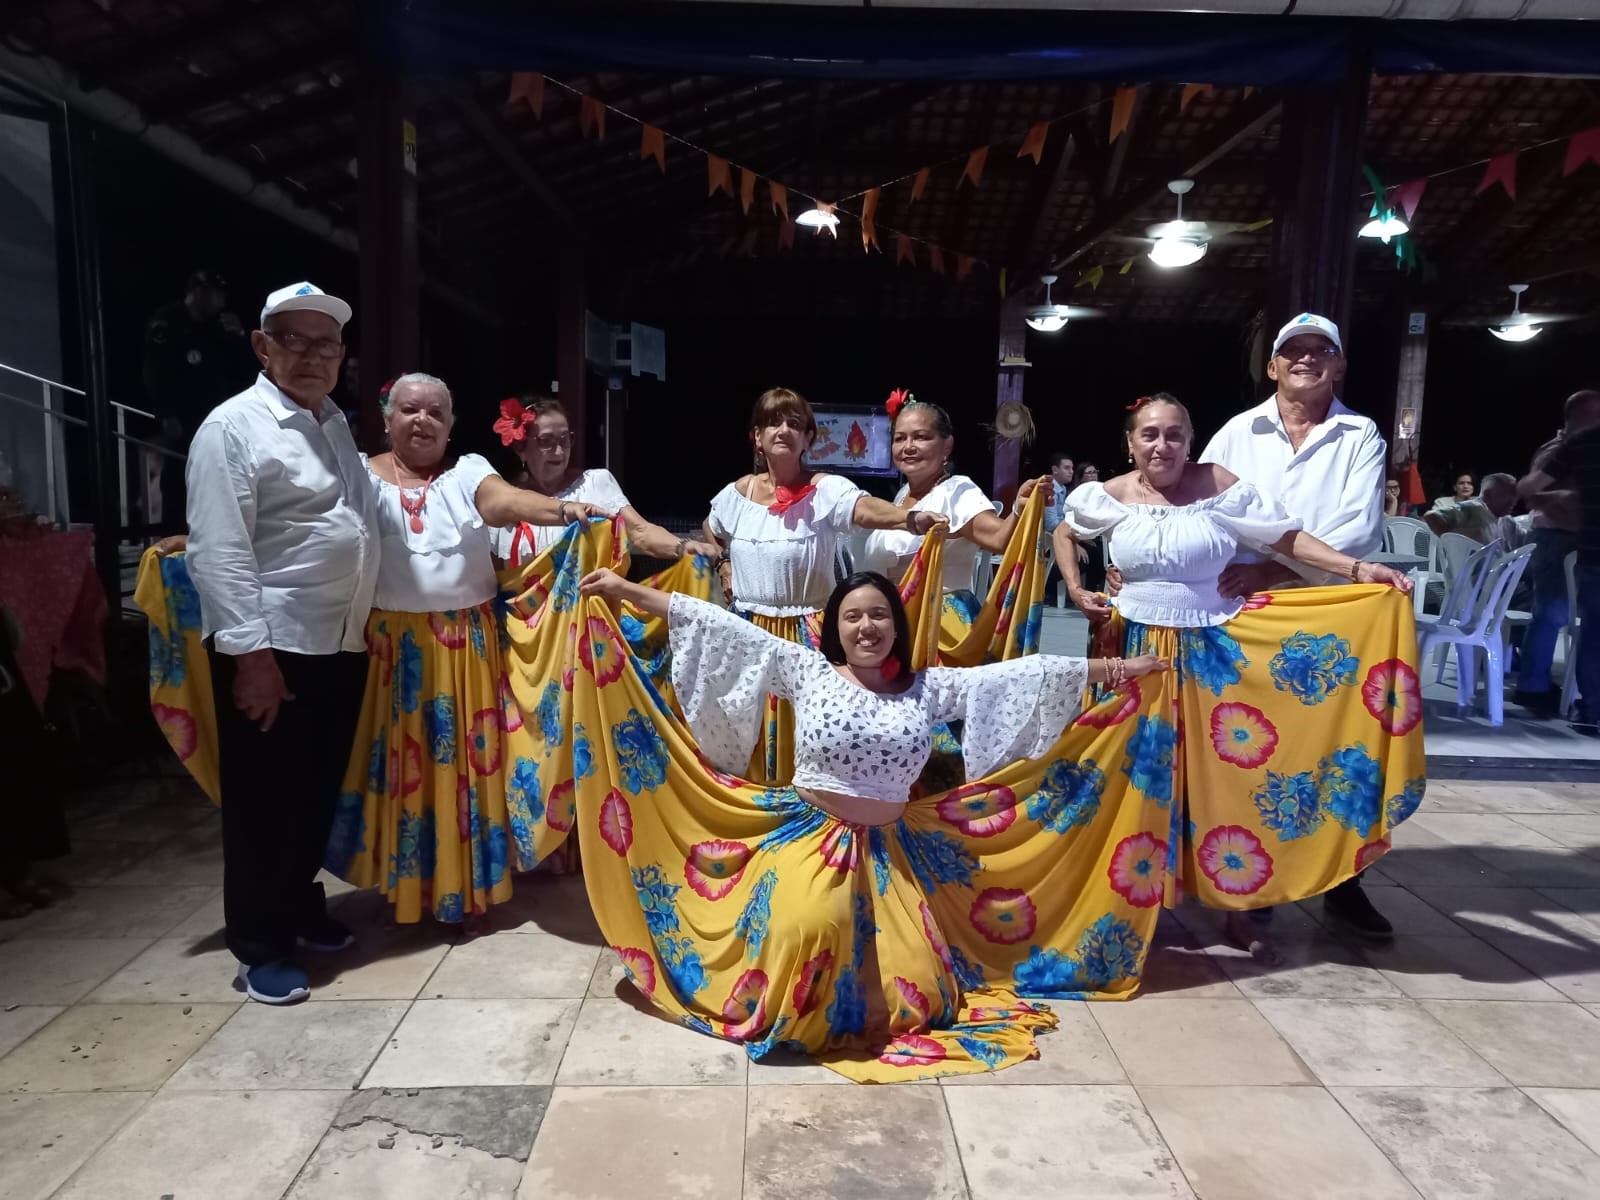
[323,374,609,929]
[860,393,1050,625]
[491,396,718,569]
[699,387,945,783]
[1054,394,1423,962]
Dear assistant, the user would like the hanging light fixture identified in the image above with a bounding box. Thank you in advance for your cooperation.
[1025,274,1070,333]
[795,201,839,237]
[1147,180,1208,269]
[1489,284,1542,343]
[1359,210,1410,243]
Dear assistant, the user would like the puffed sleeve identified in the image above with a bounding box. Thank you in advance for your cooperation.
[939,475,998,533]
[1212,481,1302,550]
[923,656,1088,779]
[453,454,500,530]
[812,472,869,532]
[706,482,738,540]
[1059,482,1126,540]
[584,469,632,514]
[668,593,813,775]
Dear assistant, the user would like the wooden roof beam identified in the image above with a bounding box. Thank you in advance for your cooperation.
[77,1,288,86]
[443,85,578,231]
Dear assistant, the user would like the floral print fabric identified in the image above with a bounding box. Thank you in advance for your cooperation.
[134,548,219,804]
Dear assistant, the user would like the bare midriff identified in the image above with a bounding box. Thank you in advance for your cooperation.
[796,786,908,828]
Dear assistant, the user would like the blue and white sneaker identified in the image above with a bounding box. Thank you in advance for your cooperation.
[296,916,356,954]
[236,960,310,1005]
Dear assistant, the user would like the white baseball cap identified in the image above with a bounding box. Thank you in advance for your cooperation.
[1272,312,1343,357]
[259,281,352,329]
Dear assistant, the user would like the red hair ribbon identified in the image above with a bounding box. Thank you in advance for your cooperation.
[493,397,536,446]
[885,388,914,419]
[1125,395,1153,412]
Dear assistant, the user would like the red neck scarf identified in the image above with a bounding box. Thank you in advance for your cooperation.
[767,482,816,516]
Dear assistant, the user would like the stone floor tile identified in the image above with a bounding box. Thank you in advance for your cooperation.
[422,932,600,999]
[0,1092,147,1200]
[942,1003,1128,1086]
[746,1084,966,1200]
[1140,1085,1417,1200]
[522,1085,742,1198]
[586,947,630,999]
[287,1086,549,1200]
[1168,899,1322,943]
[1525,1089,1600,1158]
[167,998,408,1091]
[0,1006,62,1057]
[744,1045,855,1085]
[34,838,158,888]
[1334,1086,1600,1200]
[15,884,217,940]
[54,1089,345,1200]
[0,1002,234,1092]
[1469,845,1600,889]
[1420,999,1600,1087]
[0,938,155,1005]
[1361,934,1566,1001]
[69,799,210,844]
[1252,998,1504,1087]
[1510,813,1600,851]
[1139,943,1244,999]
[301,929,450,1002]
[1423,783,1594,815]
[1298,887,1467,938]
[83,934,244,1003]
[363,998,579,1088]
[1366,847,1516,889]
[103,828,225,887]
[162,889,226,940]
[555,997,747,1087]
[1410,812,1567,850]
[948,1084,1191,1198]
[478,873,605,943]
[1539,886,1600,919]
[1211,933,1404,1000]
[1090,998,1315,1086]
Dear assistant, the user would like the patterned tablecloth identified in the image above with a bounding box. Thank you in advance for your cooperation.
[0,529,108,709]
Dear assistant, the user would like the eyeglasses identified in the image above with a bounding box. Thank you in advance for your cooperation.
[1276,343,1341,363]
[531,433,573,451]
[263,329,345,360]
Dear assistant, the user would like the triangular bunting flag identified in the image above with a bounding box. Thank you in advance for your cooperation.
[639,125,665,173]
[778,220,796,252]
[579,95,605,140]
[1083,265,1105,290]
[1119,258,1134,275]
[707,154,733,198]
[768,180,789,221]
[1017,122,1049,165]
[929,245,945,275]
[1179,84,1213,114]
[1391,178,1426,222]
[1477,151,1517,200]
[961,147,988,189]
[507,73,545,117]
[1242,218,1274,233]
[816,201,839,239]
[1564,126,1600,176]
[896,234,916,266]
[861,187,881,252]
[739,168,757,214]
[1109,87,1137,142]
[911,166,931,203]
[957,255,974,281]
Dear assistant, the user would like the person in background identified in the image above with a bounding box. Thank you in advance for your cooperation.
[1075,462,1101,488]
[1070,462,1107,591]
[1424,472,1520,546]
[184,282,377,1005]
[1384,477,1402,518]
[1041,450,1079,607]
[1430,473,1475,514]
[1516,390,1600,720]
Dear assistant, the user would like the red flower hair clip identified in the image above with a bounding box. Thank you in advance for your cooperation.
[493,397,536,446]
[885,388,915,419]
[1125,395,1153,412]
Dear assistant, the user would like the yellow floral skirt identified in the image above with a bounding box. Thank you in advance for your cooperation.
[1107,586,1426,909]
[133,548,219,804]
[727,608,824,786]
[503,520,1174,1083]
[924,488,1050,668]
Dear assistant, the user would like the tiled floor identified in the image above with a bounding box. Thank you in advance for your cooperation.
[5,771,1600,1198]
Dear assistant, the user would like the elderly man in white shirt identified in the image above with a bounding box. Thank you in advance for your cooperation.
[185,282,378,1005]
[1201,312,1394,946]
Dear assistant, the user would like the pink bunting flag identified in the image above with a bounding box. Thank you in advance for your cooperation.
[1391,178,1427,222]
[1477,152,1517,200]
[1565,126,1600,176]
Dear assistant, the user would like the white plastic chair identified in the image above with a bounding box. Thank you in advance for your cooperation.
[1560,550,1583,720]
[1386,516,1441,617]
[1417,544,1535,726]
[1417,540,1496,678]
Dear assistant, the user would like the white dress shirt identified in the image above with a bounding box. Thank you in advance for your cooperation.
[185,374,379,655]
[1199,395,1386,586]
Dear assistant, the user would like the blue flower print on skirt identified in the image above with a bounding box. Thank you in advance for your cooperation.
[1317,743,1383,837]
[1251,769,1325,841]
[535,680,564,749]
[1024,759,1106,833]
[612,708,669,795]
[1121,715,1177,806]
[396,631,423,714]
[1386,776,1426,827]
[1270,631,1358,706]
[423,695,456,765]
[1179,626,1250,697]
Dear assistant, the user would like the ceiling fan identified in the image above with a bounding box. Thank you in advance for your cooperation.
[1107,179,1266,269]
[1024,274,1107,332]
[1480,284,1586,344]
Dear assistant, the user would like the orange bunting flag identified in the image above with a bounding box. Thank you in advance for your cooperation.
[1109,87,1137,143]
[739,168,757,214]
[1243,86,1256,98]
[640,125,666,172]
[961,146,988,189]
[1477,151,1517,199]
[1564,126,1600,176]
[778,220,796,252]
[579,95,605,140]
[1391,178,1427,222]
[929,245,945,275]
[707,154,733,198]
[1179,84,1214,114]
[896,234,916,266]
[956,254,975,281]
[1017,121,1049,165]
[507,72,545,117]
[910,166,931,203]
[768,180,789,221]
[815,201,839,239]
[861,187,881,252]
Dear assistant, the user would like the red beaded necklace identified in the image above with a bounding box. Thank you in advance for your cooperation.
[393,457,439,533]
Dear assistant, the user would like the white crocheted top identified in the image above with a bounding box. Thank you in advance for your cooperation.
[668,594,1086,809]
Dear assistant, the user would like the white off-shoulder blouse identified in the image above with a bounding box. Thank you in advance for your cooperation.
[668,594,1086,811]
[858,474,996,595]
[491,468,633,568]
[1060,480,1302,627]
[365,453,500,613]
[706,474,866,617]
